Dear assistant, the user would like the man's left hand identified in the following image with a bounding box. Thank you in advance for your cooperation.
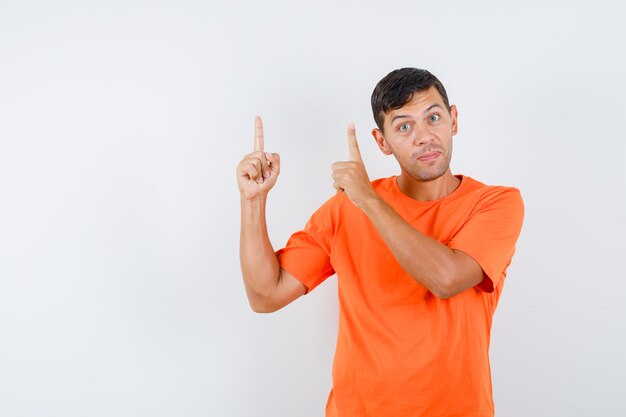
[331,123,378,209]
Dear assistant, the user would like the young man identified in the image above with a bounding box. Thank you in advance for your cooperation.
[237,68,524,417]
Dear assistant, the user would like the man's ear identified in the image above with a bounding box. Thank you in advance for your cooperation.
[372,128,393,155]
[450,104,458,136]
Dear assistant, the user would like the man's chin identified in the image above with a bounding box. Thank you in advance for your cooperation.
[409,166,449,182]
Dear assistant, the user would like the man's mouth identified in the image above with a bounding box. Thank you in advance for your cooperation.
[417,151,442,162]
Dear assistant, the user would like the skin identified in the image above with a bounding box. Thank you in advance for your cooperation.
[238,117,307,312]
[238,87,484,312]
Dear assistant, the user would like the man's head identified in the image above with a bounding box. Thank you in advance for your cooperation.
[370,68,458,183]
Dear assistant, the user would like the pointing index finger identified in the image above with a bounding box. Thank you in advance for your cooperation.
[347,122,362,162]
[254,115,264,152]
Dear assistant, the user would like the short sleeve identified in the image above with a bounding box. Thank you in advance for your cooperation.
[276,195,337,293]
[448,187,524,292]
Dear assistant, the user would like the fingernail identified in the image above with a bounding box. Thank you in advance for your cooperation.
[259,177,264,184]
[264,171,270,178]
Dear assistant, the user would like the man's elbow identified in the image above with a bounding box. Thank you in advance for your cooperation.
[244,269,305,313]
[243,278,281,313]
[431,287,454,300]
[247,290,285,313]
[429,273,463,299]
[430,273,483,299]
[249,299,281,314]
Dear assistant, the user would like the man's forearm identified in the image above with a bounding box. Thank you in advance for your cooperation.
[359,196,481,298]
[240,196,281,303]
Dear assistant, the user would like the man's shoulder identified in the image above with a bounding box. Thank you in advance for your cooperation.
[461,175,522,196]
[460,175,524,210]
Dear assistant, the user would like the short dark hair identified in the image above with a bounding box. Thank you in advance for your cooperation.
[371,68,450,131]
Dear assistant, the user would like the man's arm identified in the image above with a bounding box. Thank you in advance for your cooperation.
[331,124,483,299]
[238,117,307,313]
[357,198,483,299]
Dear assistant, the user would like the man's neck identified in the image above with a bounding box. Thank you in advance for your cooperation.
[397,170,461,202]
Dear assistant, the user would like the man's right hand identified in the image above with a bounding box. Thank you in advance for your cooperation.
[237,116,280,200]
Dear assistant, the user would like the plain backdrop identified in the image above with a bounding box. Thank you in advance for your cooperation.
[1,0,625,416]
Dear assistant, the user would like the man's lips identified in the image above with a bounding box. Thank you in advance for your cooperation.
[417,151,442,161]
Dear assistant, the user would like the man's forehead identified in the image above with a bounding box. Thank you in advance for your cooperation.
[388,86,445,116]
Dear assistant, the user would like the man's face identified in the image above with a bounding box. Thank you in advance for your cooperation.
[372,86,458,182]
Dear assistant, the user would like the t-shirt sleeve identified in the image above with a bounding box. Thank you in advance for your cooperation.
[447,187,524,292]
[276,195,337,293]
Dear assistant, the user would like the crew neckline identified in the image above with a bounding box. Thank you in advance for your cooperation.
[389,174,467,205]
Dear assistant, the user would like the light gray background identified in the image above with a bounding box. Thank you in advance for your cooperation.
[1,0,624,416]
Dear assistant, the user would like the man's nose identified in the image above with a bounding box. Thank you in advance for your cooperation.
[414,125,434,146]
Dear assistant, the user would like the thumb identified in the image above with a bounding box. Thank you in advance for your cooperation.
[265,152,280,171]
[347,122,362,162]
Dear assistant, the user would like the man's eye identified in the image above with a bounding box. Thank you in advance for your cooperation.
[429,114,441,122]
[399,123,411,132]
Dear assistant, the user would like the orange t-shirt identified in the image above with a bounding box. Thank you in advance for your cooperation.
[276,175,524,417]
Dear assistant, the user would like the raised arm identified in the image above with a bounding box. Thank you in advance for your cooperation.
[237,116,307,313]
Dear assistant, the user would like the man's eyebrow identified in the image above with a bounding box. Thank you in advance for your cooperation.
[390,104,444,124]
[390,114,411,123]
